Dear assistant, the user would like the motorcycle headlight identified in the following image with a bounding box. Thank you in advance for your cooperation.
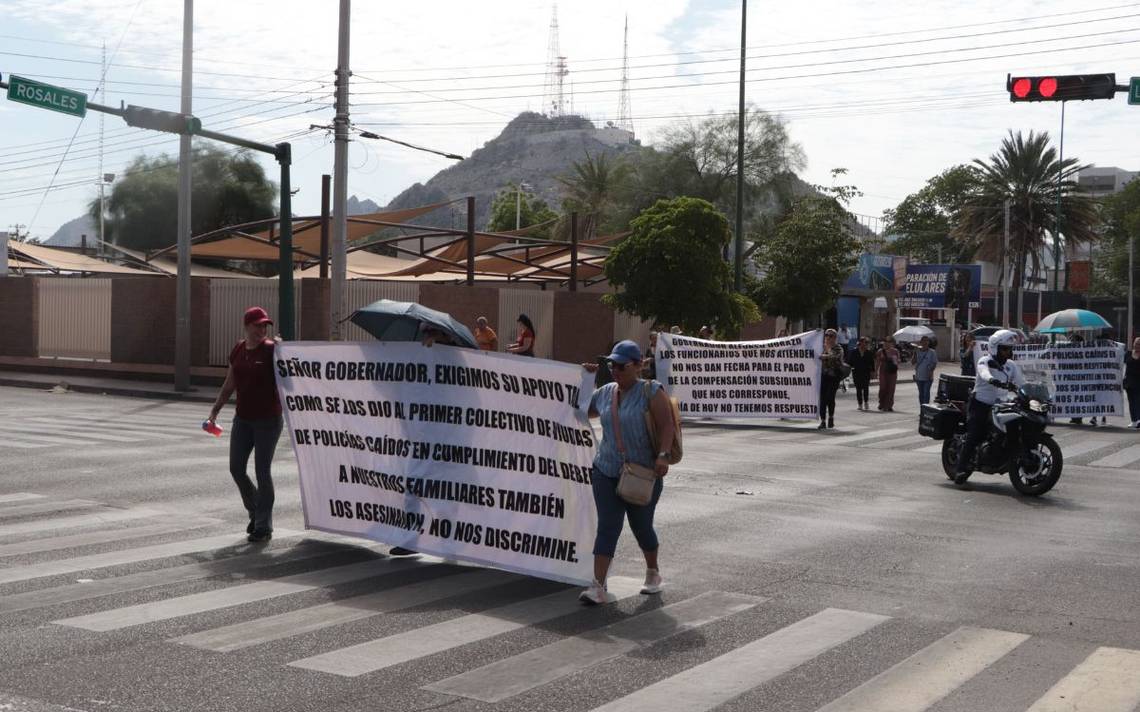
[1029,399,1048,413]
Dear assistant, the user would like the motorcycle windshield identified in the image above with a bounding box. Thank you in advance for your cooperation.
[1020,382,1051,401]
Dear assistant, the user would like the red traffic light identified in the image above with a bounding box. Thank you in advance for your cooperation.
[1008,73,1116,102]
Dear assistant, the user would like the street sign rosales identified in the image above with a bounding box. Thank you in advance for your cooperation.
[6,75,87,118]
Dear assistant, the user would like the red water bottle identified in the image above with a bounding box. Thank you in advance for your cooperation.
[202,420,223,437]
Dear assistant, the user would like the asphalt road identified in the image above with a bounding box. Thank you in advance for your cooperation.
[2,382,1139,712]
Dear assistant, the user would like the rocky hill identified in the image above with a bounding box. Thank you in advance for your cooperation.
[384,112,640,232]
[44,213,97,247]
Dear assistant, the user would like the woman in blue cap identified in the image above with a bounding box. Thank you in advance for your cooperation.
[580,339,676,605]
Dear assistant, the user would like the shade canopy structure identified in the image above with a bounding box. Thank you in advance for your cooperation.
[348,299,478,349]
[8,241,158,276]
[1033,309,1112,334]
[98,242,250,278]
[157,202,458,263]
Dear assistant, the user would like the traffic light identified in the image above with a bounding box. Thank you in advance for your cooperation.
[122,105,202,134]
[1008,73,1117,102]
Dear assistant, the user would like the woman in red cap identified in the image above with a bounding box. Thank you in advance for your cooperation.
[207,306,283,542]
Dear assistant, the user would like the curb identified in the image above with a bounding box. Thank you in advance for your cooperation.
[0,377,216,403]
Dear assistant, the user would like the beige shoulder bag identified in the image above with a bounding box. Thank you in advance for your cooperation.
[612,385,657,506]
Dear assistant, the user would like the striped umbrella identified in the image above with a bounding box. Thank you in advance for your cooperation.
[1032,308,1111,334]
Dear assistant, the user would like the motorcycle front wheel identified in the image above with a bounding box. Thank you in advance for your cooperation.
[941,435,963,480]
[1008,435,1063,496]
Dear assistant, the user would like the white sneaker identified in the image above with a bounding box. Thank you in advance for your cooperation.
[640,568,664,595]
[579,579,611,605]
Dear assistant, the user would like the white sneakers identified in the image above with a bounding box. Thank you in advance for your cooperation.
[641,568,664,595]
[579,569,666,604]
[578,579,611,605]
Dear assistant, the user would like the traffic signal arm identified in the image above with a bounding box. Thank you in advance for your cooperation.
[1008,73,1117,102]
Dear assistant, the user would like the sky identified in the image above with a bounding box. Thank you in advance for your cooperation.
[2,0,1140,241]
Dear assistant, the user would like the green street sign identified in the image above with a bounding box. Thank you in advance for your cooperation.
[6,75,87,118]
[1131,77,1140,106]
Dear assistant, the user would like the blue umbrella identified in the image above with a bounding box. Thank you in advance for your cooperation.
[1033,308,1111,333]
[348,299,478,349]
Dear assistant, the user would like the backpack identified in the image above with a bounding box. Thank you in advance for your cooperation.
[642,380,683,465]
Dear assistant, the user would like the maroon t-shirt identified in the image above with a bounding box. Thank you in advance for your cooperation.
[228,339,282,420]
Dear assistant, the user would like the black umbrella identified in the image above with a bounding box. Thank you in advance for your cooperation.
[348,299,478,348]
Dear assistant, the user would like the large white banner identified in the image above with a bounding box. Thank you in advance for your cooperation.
[275,341,598,585]
[656,331,823,419]
[974,340,1124,418]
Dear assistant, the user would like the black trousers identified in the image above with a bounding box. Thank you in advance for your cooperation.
[820,375,839,422]
[853,374,871,406]
[229,415,284,534]
[1127,385,1140,423]
[957,399,991,473]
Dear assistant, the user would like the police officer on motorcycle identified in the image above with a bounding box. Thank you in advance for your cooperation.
[955,329,1026,486]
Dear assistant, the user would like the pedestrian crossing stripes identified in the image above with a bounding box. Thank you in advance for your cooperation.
[813,627,1029,712]
[587,608,889,712]
[288,576,646,676]
[1025,647,1140,711]
[3,490,1140,711]
[423,591,765,702]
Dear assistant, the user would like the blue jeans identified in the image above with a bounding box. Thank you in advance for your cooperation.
[917,380,932,406]
[229,415,283,534]
[591,469,663,558]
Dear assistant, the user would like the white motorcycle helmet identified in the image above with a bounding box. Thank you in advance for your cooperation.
[987,329,1020,352]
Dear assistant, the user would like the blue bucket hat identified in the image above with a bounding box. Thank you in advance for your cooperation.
[606,340,643,364]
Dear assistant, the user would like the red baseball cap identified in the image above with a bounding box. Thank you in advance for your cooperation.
[243,306,274,326]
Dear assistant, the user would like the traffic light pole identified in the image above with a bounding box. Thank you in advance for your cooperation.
[0,80,297,342]
[175,0,193,392]
[1052,101,1065,310]
[733,0,746,293]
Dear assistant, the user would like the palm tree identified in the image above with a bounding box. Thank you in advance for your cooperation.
[955,130,1099,324]
[556,151,632,240]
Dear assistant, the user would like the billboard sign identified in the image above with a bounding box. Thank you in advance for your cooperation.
[843,254,905,292]
[899,264,982,309]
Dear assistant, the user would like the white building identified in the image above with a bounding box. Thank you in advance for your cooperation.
[1077,166,1137,199]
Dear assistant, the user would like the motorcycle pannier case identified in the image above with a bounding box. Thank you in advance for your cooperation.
[937,374,974,403]
[919,403,958,440]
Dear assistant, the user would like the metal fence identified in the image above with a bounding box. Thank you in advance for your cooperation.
[498,289,554,358]
[613,310,653,349]
[37,279,112,360]
[209,279,301,365]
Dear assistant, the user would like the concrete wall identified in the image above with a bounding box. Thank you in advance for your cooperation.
[554,291,613,364]
[0,277,37,357]
[110,277,210,366]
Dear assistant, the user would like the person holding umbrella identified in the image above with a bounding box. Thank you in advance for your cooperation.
[913,336,938,406]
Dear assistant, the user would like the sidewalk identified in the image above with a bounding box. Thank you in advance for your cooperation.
[0,370,217,403]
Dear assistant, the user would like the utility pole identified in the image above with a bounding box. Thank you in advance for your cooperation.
[516,185,522,231]
[174,0,193,392]
[1002,198,1011,328]
[733,0,747,292]
[330,0,350,340]
[1130,230,1135,345]
[1053,101,1065,309]
[98,42,106,258]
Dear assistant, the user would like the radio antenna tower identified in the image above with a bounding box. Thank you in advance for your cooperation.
[617,15,633,132]
[542,5,569,117]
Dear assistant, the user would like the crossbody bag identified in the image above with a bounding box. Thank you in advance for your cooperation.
[611,385,657,506]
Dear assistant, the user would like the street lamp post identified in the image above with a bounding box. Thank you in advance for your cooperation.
[515,182,533,231]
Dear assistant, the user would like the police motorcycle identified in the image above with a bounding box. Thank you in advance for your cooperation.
[918,338,1063,496]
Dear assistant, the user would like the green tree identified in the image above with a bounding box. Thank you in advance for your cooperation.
[485,182,558,237]
[603,197,759,335]
[883,165,979,262]
[1091,179,1140,297]
[556,152,632,239]
[90,146,277,251]
[955,130,1100,323]
[751,173,862,323]
[639,105,805,221]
